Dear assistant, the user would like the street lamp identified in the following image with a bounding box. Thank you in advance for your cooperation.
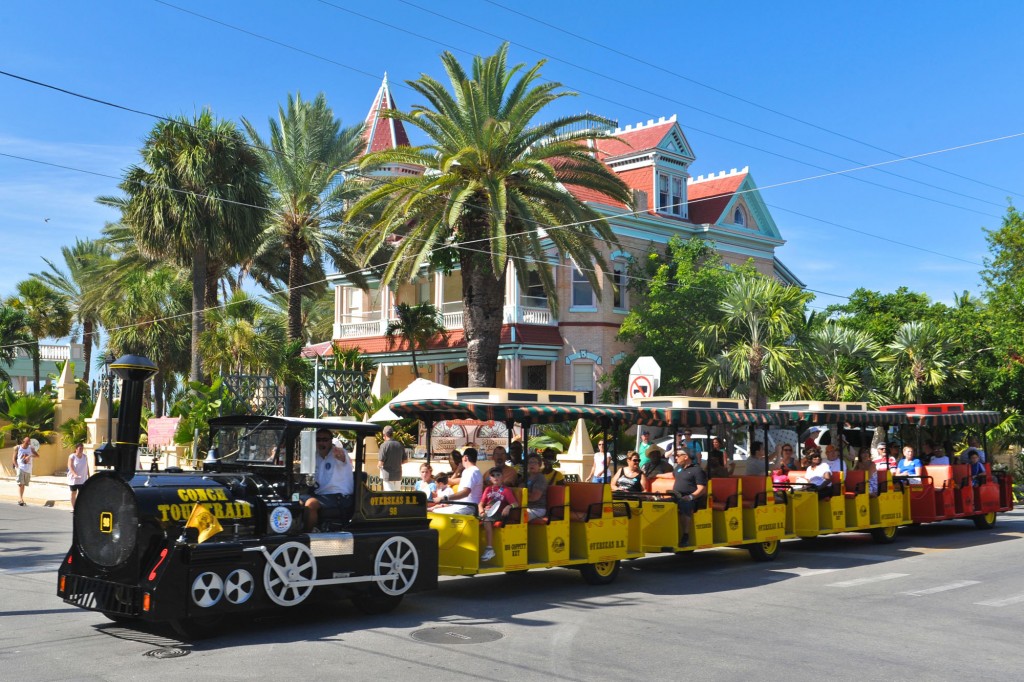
[94,352,118,468]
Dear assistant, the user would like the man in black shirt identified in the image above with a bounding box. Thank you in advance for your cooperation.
[656,448,707,546]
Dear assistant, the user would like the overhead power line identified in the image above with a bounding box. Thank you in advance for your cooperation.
[481,0,1024,201]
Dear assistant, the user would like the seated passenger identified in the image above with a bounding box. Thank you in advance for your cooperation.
[855,448,878,496]
[928,448,950,466]
[960,437,987,464]
[641,446,672,480]
[303,430,354,531]
[433,448,483,515]
[447,449,465,485]
[523,454,549,521]
[415,463,436,500]
[872,442,897,471]
[508,441,525,481]
[479,467,520,562]
[772,443,798,471]
[825,444,845,473]
[798,451,832,488]
[895,445,923,483]
[431,472,454,506]
[655,449,706,546]
[967,450,985,485]
[612,451,647,493]
[706,449,733,479]
[745,441,768,476]
[491,447,518,486]
[541,449,566,486]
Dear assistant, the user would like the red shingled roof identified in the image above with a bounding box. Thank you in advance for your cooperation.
[305,324,564,357]
[595,122,674,158]
[361,74,412,154]
[687,172,747,225]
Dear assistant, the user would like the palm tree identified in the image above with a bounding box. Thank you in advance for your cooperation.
[199,291,283,377]
[693,272,811,408]
[99,109,270,382]
[349,43,632,387]
[0,303,31,383]
[98,263,191,417]
[6,279,72,393]
[242,94,365,413]
[384,302,447,379]
[800,322,886,401]
[31,238,111,382]
[887,320,967,403]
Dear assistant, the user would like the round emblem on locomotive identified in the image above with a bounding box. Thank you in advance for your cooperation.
[269,506,293,534]
[551,537,565,554]
[728,517,739,531]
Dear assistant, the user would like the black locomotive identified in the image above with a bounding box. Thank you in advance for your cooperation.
[57,355,437,637]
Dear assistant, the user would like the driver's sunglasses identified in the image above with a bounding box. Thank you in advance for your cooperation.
[316,437,332,443]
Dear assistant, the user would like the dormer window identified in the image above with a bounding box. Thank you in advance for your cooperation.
[733,206,746,226]
[657,172,685,216]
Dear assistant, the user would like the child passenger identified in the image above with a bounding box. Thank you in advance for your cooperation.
[415,463,436,500]
[478,467,520,562]
[431,473,454,507]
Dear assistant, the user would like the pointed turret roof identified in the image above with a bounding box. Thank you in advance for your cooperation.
[361,73,412,154]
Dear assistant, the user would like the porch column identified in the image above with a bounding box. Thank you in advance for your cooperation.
[507,356,522,389]
[332,285,343,338]
[379,286,390,333]
[506,262,520,323]
[548,361,557,391]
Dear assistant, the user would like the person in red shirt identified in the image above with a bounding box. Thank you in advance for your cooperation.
[478,468,520,562]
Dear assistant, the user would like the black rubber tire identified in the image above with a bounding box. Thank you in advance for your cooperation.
[973,512,997,530]
[746,539,781,561]
[579,560,619,585]
[870,525,899,544]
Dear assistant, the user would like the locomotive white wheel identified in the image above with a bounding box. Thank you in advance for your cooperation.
[224,569,255,605]
[191,572,224,608]
[374,537,419,597]
[263,542,316,607]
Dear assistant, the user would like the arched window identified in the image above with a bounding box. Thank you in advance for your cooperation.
[733,207,746,226]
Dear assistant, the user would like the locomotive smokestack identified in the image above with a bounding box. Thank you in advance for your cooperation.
[111,354,158,480]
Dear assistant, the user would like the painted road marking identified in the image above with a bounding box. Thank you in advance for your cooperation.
[827,573,908,588]
[900,546,952,554]
[975,594,1024,607]
[769,567,839,578]
[902,580,980,596]
[0,565,57,575]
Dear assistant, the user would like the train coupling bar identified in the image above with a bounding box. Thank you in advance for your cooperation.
[244,545,397,588]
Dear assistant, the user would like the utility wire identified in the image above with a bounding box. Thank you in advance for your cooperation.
[156,0,1004,219]
[481,0,1024,201]
[375,0,1007,212]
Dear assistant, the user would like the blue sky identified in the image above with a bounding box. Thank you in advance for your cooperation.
[3,0,1023,315]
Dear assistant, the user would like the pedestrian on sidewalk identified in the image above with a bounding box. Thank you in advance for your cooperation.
[378,425,406,492]
[13,436,39,506]
[67,442,89,509]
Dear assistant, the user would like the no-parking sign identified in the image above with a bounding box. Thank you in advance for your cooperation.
[627,357,661,405]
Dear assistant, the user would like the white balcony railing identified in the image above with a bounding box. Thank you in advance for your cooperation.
[14,343,84,360]
[442,310,464,329]
[336,303,556,339]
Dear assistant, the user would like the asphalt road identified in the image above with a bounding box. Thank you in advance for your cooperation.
[3,502,1023,681]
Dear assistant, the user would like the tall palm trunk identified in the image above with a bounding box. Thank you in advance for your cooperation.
[154,372,165,417]
[190,244,207,382]
[286,243,305,415]
[31,341,41,394]
[82,319,93,383]
[461,248,506,387]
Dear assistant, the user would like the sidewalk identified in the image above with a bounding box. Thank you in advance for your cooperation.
[0,474,73,509]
